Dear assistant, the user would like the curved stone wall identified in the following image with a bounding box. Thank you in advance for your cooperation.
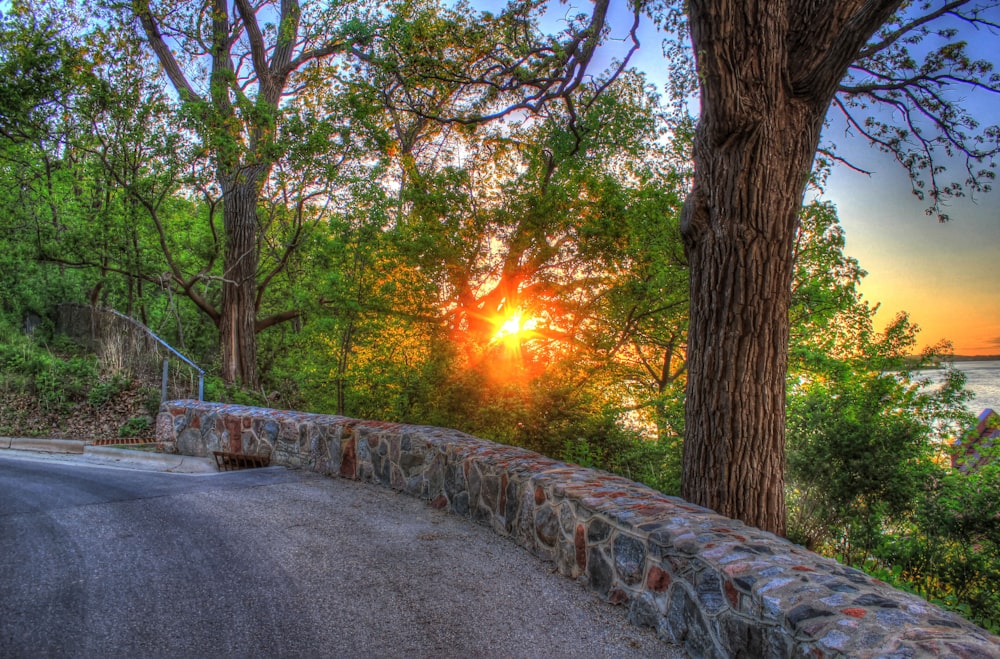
[157,401,1000,657]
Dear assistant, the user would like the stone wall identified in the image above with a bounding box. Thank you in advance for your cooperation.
[157,401,1000,658]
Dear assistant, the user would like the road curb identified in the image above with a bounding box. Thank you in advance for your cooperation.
[83,446,218,472]
[3,438,86,453]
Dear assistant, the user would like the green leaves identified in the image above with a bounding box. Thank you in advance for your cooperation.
[0,9,85,141]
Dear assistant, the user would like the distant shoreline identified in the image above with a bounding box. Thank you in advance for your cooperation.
[951,355,1000,362]
[906,354,1000,368]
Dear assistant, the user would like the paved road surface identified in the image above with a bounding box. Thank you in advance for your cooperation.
[0,452,682,658]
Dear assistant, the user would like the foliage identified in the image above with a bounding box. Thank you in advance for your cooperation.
[117,415,152,437]
[88,375,130,409]
[0,327,98,412]
[784,203,996,627]
[884,448,1000,633]
[1,0,998,628]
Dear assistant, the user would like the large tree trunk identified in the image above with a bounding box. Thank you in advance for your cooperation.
[679,0,900,535]
[219,171,264,387]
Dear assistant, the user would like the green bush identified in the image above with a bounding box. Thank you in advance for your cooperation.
[88,375,129,408]
[202,375,267,407]
[118,416,152,437]
[140,386,162,415]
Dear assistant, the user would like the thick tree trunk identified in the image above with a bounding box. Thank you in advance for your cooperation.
[680,1,839,535]
[679,0,902,534]
[219,172,264,387]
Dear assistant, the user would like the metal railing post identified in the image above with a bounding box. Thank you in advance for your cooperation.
[161,358,170,403]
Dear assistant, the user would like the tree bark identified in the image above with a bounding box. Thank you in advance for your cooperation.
[680,0,902,535]
[218,170,264,386]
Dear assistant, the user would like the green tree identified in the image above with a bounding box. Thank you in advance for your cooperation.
[109,0,379,385]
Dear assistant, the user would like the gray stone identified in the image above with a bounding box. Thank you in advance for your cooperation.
[854,593,900,608]
[399,451,424,476]
[514,485,536,549]
[444,462,465,499]
[718,614,769,659]
[666,585,724,659]
[614,534,646,586]
[467,462,482,504]
[588,518,612,543]
[558,501,576,535]
[589,547,614,598]
[786,604,834,626]
[628,593,660,629]
[504,480,522,533]
[481,474,500,513]
[355,435,371,466]
[535,505,559,548]
[695,571,727,615]
[425,455,444,496]
[451,492,470,516]
[176,428,206,457]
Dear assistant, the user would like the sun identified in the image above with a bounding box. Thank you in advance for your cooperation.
[494,313,524,340]
[490,311,537,345]
[483,307,546,381]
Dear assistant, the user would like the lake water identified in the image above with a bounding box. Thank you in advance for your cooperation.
[921,360,1000,414]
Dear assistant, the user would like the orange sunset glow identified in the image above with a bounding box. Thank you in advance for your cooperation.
[480,308,550,381]
[827,162,1000,358]
[491,311,537,345]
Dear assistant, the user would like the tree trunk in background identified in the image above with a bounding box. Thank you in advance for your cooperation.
[679,0,902,535]
[219,171,264,387]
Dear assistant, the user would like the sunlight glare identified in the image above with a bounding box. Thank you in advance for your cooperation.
[491,311,537,344]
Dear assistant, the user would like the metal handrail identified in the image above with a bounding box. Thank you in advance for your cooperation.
[104,308,205,401]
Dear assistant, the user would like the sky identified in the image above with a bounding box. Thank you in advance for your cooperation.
[571,1,1000,357]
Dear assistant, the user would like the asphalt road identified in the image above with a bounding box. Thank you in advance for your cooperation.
[0,452,682,658]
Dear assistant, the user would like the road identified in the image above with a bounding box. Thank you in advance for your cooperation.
[0,452,681,658]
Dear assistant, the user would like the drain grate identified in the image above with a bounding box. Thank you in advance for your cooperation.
[92,437,154,446]
[213,451,271,471]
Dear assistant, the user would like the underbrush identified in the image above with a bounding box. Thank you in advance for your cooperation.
[0,326,161,439]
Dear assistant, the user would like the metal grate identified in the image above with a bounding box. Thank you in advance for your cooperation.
[92,438,154,446]
[213,451,271,471]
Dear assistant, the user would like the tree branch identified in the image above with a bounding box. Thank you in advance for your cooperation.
[134,1,204,104]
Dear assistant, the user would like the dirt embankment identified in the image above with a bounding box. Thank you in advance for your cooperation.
[0,384,158,441]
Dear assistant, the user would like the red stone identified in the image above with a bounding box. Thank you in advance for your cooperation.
[340,438,357,478]
[534,486,546,505]
[646,566,672,592]
[609,588,629,605]
[575,525,587,569]
[225,417,242,452]
[792,566,816,572]
[724,580,739,607]
[430,495,448,509]
[841,607,867,619]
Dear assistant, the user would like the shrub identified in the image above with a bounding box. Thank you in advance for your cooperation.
[118,416,152,437]
[88,375,129,409]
